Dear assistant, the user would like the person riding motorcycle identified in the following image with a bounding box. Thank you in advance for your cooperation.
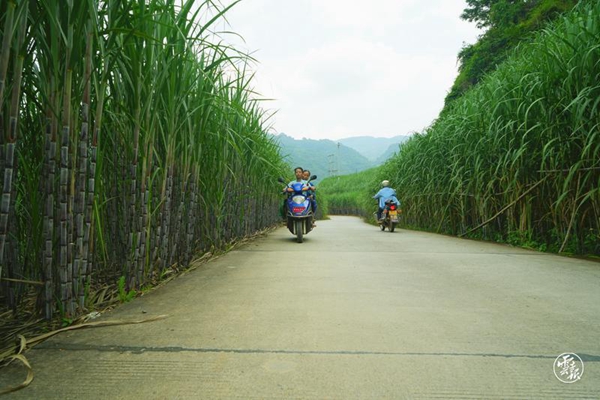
[284,167,308,193]
[280,167,307,219]
[373,180,400,221]
[278,167,317,242]
[282,167,317,227]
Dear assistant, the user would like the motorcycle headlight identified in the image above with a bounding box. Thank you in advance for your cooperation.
[292,196,305,204]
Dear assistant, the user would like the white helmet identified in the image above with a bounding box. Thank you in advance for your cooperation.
[381,180,389,187]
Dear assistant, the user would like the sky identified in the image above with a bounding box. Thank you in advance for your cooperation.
[212,0,483,140]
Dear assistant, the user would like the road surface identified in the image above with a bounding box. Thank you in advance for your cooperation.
[1,216,599,399]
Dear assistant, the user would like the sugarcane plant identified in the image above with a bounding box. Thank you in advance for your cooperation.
[368,1,599,255]
[0,0,288,321]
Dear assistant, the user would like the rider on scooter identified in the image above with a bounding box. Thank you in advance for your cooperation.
[284,167,308,192]
[280,167,306,219]
[282,167,317,227]
[373,180,400,221]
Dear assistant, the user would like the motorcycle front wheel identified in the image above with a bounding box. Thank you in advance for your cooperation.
[295,220,303,243]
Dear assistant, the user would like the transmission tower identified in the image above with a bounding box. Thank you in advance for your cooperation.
[328,153,337,177]
[337,142,341,175]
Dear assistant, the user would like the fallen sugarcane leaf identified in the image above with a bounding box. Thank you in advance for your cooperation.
[0,315,168,394]
[26,314,168,348]
[0,354,33,395]
[0,336,33,395]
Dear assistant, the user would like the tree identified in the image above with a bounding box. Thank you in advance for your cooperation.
[446,0,580,106]
[461,0,494,29]
[461,0,531,29]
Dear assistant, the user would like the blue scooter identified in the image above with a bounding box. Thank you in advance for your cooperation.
[278,175,317,243]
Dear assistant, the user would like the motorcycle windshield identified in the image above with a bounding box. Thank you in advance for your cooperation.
[291,182,304,193]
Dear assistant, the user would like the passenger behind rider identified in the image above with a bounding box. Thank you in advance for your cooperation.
[373,180,400,221]
[302,169,312,185]
[302,169,317,209]
[302,169,317,227]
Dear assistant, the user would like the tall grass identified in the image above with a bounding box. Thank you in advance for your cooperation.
[318,168,379,217]
[376,1,599,254]
[0,0,287,319]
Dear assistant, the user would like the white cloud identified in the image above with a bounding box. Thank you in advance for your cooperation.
[215,0,482,140]
[309,0,418,31]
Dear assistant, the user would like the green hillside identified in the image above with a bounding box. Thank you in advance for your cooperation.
[273,134,373,180]
[445,0,579,105]
[374,142,404,165]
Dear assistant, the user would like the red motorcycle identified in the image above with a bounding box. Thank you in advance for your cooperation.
[378,200,400,232]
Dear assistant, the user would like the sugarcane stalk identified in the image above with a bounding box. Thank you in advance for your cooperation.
[6,162,19,311]
[160,162,174,272]
[135,144,150,285]
[43,88,57,319]
[60,24,74,317]
[136,11,160,284]
[184,166,198,266]
[127,90,141,289]
[0,1,16,102]
[170,170,187,267]
[151,165,162,272]
[0,3,26,301]
[84,131,99,283]
[75,23,92,309]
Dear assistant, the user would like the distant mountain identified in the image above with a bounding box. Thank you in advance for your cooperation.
[374,142,403,165]
[273,134,373,180]
[273,133,413,180]
[338,135,410,162]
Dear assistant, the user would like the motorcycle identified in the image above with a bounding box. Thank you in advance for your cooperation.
[377,199,400,232]
[278,176,317,243]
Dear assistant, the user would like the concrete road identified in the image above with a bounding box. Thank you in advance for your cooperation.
[1,216,599,399]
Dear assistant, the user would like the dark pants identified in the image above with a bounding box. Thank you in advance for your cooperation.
[280,199,287,219]
[377,207,384,220]
[310,197,317,214]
